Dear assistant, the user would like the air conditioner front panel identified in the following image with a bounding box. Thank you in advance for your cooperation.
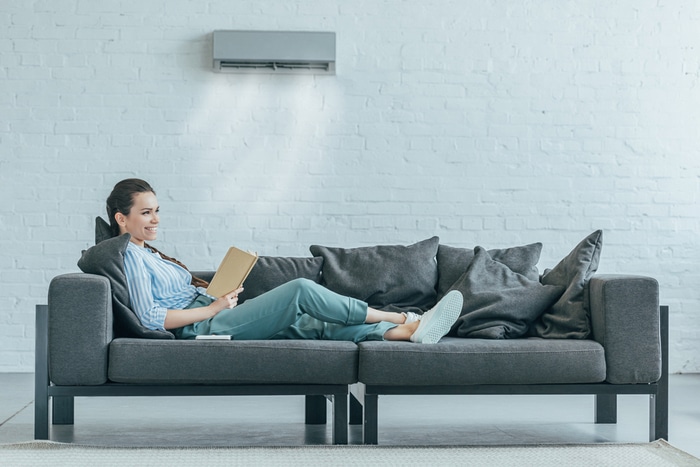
[213,30,336,74]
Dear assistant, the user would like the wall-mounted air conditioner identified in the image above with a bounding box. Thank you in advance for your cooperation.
[212,30,336,74]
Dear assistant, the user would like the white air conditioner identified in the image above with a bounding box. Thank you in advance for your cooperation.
[212,30,336,74]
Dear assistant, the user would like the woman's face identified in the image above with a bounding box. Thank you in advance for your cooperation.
[115,191,159,247]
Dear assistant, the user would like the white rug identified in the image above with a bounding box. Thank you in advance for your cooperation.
[1,440,698,466]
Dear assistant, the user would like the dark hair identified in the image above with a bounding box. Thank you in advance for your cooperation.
[106,178,156,238]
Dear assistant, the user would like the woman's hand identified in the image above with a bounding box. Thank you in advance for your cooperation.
[163,288,244,330]
[209,287,244,315]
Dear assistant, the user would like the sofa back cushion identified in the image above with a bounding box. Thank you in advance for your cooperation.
[530,230,603,339]
[237,256,324,304]
[437,242,543,300]
[310,237,440,312]
[448,247,564,339]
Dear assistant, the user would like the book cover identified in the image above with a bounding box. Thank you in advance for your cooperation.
[205,246,258,298]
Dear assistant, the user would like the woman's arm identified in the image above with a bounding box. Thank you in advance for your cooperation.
[123,246,169,330]
[163,288,242,329]
[124,244,243,331]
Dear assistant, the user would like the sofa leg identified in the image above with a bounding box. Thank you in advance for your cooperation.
[349,393,363,425]
[363,394,379,445]
[594,394,617,424]
[651,305,670,441]
[304,395,327,425]
[650,393,668,441]
[52,396,75,425]
[34,389,49,439]
[34,304,49,440]
[331,393,348,445]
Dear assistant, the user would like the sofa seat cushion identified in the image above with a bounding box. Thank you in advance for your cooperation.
[358,337,605,386]
[108,339,358,385]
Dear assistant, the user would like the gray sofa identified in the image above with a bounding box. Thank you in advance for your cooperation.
[35,231,668,444]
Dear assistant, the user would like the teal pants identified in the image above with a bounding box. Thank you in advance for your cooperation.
[173,278,397,343]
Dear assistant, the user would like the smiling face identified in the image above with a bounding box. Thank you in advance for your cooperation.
[115,191,160,247]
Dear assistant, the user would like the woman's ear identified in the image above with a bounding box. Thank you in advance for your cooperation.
[115,212,126,228]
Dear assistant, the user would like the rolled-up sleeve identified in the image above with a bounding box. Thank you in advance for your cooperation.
[123,247,168,330]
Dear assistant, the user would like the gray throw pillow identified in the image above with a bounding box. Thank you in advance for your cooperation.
[448,247,564,339]
[77,234,175,339]
[95,216,112,244]
[309,237,439,311]
[530,230,603,339]
[437,242,542,300]
[237,256,324,304]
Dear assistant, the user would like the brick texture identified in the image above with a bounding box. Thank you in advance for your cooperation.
[1,1,699,372]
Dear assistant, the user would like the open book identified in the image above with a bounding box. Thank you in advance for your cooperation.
[205,246,258,298]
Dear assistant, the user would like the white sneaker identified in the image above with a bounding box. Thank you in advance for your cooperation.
[409,291,463,344]
[403,311,422,324]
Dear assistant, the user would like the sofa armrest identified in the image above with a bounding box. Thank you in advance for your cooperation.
[48,273,113,385]
[588,274,661,384]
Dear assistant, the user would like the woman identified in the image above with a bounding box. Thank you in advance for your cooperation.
[106,178,462,343]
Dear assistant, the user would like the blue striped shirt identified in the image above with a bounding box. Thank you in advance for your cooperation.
[123,242,201,331]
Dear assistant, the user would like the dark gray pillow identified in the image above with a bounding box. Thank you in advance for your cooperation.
[77,234,174,339]
[95,216,112,244]
[310,237,439,311]
[237,256,324,304]
[530,230,603,339]
[437,242,542,300]
[449,247,564,339]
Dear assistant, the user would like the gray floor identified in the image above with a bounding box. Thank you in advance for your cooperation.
[1,373,698,458]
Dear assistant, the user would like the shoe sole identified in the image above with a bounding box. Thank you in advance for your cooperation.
[413,291,463,344]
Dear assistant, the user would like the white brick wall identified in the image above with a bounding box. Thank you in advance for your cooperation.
[1,1,699,373]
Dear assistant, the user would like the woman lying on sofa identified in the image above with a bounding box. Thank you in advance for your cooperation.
[105,178,462,344]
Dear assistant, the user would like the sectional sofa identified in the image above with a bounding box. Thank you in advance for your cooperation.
[35,229,667,444]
